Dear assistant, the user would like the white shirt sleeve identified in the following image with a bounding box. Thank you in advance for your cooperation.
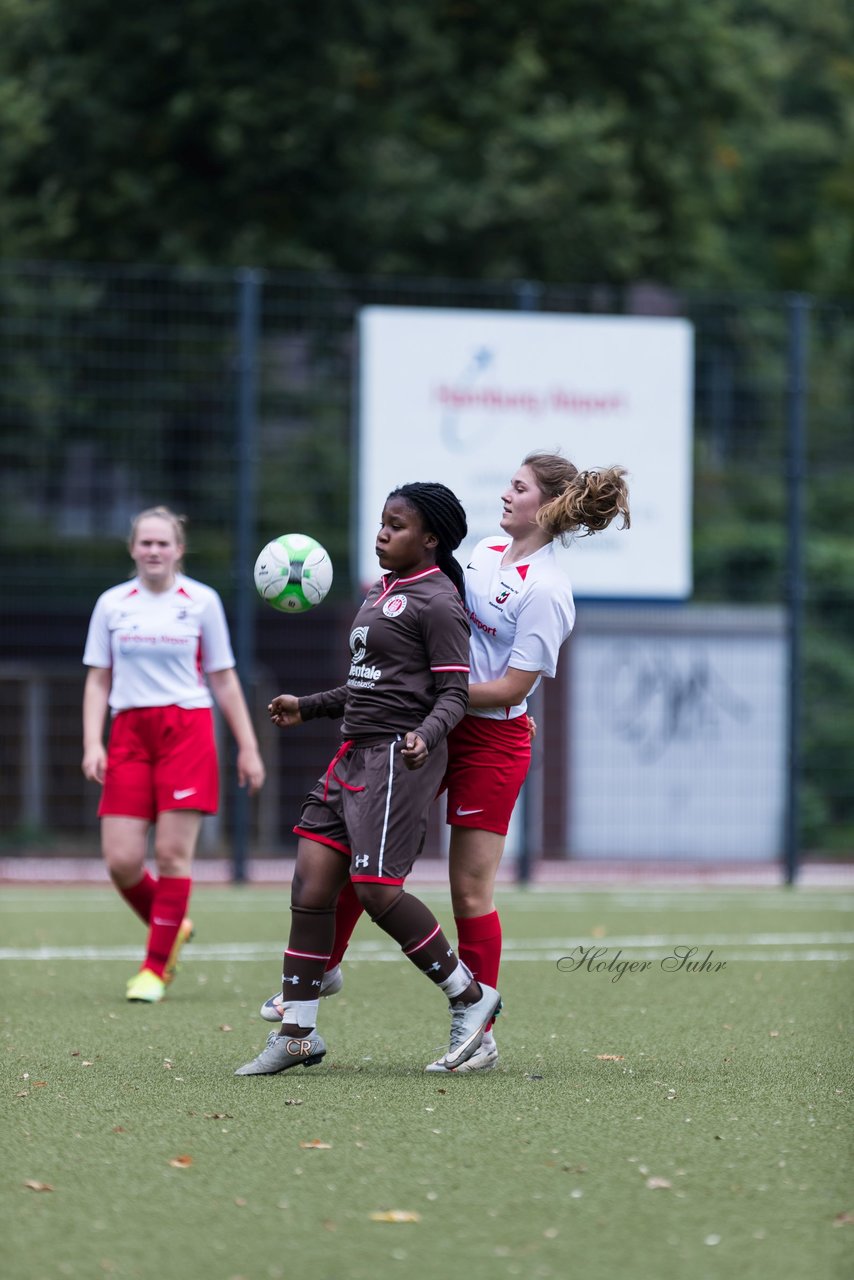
[198,588,236,672]
[508,583,575,678]
[82,593,113,669]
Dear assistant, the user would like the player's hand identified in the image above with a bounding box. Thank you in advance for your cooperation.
[401,732,428,770]
[81,745,107,785]
[527,715,537,741]
[269,694,302,727]
[237,746,266,794]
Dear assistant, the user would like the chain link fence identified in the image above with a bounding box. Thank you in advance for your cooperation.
[1,263,851,876]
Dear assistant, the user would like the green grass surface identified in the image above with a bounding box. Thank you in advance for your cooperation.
[2,884,852,1280]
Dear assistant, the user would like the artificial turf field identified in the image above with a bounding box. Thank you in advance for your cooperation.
[2,883,852,1280]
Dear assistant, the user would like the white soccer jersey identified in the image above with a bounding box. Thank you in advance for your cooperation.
[82,574,235,712]
[463,537,576,720]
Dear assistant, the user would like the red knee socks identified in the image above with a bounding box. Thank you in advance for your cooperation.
[455,911,503,989]
[117,871,157,924]
[328,878,364,969]
[143,876,192,978]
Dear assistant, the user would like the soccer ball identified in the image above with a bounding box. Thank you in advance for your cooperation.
[253,533,333,613]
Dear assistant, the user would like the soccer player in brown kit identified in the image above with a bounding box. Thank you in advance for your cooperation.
[235,482,502,1075]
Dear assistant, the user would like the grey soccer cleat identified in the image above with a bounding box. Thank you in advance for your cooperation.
[259,965,343,1022]
[441,983,502,1071]
[426,1032,499,1074]
[234,1029,327,1076]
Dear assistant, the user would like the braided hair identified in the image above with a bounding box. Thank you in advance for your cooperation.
[389,482,468,599]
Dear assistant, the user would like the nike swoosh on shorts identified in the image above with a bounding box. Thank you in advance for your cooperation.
[173,788,198,800]
[456,806,483,817]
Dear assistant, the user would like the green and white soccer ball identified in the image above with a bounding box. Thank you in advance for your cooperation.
[253,533,333,613]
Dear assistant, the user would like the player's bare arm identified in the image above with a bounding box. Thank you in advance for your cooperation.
[467,665,541,711]
[81,666,111,784]
[208,668,266,794]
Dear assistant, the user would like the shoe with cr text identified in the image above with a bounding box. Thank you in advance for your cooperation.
[234,1028,327,1076]
[163,918,194,985]
[126,968,167,1003]
[441,983,502,1071]
[259,965,343,1022]
[425,1031,499,1074]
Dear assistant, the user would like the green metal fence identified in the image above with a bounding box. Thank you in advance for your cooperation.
[1,263,852,876]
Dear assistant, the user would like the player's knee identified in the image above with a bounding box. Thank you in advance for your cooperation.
[450,872,488,914]
[354,882,401,921]
[153,840,191,877]
[291,871,338,911]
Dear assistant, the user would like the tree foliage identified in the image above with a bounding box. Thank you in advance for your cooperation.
[0,0,851,292]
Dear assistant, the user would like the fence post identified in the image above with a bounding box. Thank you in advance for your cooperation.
[784,294,810,886]
[514,279,541,886]
[231,268,262,884]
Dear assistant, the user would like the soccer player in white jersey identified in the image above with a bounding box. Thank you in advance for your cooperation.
[428,451,629,1071]
[82,506,265,1003]
[261,453,630,1071]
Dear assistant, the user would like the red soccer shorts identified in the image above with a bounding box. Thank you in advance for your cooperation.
[442,714,531,836]
[99,706,219,821]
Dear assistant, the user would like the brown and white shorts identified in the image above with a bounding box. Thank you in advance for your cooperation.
[293,736,448,885]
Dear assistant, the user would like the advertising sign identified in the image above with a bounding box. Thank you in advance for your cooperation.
[358,306,694,599]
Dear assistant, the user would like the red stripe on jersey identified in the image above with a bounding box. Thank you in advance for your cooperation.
[431,664,470,672]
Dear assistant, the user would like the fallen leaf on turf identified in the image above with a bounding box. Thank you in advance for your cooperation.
[234,1198,247,1207]
[591,925,607,938]
[204,1113,233,1120]
[112,1127,126,1134]
[769,1030,779,1038]
[81,1061,94,1067]
[24,1180,54,1192]
[70,1051,80,1057]
[323,1220,336,1231]
[645,1177,672,1190]
[168,1155,193,1168]
[33,1081,47,1087]
[833,1211,854,1227]
[299,1139,331,1149]
[218,1025,233,1032]
[17,1091,28,1098]
[283,1099,303,1107]
[370,1210,421,1223]
[596,1054,625,1061]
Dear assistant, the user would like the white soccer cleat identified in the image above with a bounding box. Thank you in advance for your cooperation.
[441,983,502,1071]
[259,965,343,1022]
[425,1032,499,1074]
[234,1029,327,1075]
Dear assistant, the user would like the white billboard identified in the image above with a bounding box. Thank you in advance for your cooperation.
[358,305,693,599]
[566,607,787,860]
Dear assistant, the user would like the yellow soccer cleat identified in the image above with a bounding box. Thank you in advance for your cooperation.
[126,968,167,1003]
[163,917,194,985]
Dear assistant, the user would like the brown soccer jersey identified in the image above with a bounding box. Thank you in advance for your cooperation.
[298,567,470,750]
